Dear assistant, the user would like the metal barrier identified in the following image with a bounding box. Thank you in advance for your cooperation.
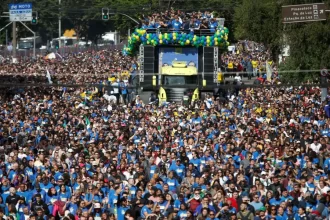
[0,44,125,60]
[145,28,218,36]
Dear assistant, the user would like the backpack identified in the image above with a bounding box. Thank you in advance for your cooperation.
[237,211,251,220]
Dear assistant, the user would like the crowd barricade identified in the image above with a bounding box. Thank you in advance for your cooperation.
[145,28,218,36]
[0,44,125,60]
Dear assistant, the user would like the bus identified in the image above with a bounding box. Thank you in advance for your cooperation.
[51,37,79,48]
[18,36,42,50]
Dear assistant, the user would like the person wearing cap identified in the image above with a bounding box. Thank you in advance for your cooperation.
[1,27,330,220]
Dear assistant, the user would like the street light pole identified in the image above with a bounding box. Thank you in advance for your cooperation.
[12,0,17,63]
[58,0,61,49]
[12,21,17,62]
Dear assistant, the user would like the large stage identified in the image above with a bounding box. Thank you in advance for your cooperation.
[138,45,219,86]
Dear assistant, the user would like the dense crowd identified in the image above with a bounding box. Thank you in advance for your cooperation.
[140,10,219,33]
[0,48,330,220]
[221,41,279,84]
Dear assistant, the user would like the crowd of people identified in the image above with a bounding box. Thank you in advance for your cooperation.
[0,46,329,220]
[220,41,280,84]
[0,49,140,104]
[140,10,220,33]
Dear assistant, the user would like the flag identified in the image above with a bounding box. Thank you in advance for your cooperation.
[85,116,91,129]
[46,68,53,84]
[266,62,272,82]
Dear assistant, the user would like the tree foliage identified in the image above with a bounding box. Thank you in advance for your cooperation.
[234,0,330,82]
[233,0,283,58]
[1,0,329,83]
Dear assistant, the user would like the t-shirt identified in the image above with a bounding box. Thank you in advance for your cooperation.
[173,21,181,30]
[252,60,258,68]
[6,194,20,205]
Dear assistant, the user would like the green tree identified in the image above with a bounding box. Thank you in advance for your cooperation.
[233,0,283,58]
[279,0,330,83]
[0,0,14,45]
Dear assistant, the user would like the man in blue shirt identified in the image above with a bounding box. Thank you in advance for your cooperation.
[209,18,218,33]
[140,200,156,219]
[117,198,130,220]
[172,16,182,31]
[195,196,216,216]
[169,159,185,181]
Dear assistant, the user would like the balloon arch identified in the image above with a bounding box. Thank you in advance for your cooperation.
[123,27,230,55]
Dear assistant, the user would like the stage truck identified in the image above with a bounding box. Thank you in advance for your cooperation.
[139,46,224,105]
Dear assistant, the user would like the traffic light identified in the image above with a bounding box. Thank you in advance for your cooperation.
[31,17,37,24]
[31,12,38,25]
[55,41,59,49]
[102,8,109,20]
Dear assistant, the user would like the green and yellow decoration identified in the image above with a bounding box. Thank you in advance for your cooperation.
[123,27,230,55]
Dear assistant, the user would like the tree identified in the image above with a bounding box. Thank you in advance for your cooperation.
[279,0,330,83]
[233,0,283,58]
[0,0,14,45]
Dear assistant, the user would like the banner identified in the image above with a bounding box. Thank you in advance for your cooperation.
[46,68,53,84]
[266,62,272,82]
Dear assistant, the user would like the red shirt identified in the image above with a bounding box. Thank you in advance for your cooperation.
[227,197,238,210]
[189,199,201,212]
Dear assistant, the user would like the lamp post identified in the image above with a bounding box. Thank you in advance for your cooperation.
[58,0,62,49]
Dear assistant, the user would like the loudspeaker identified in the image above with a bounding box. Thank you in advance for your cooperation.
[203,47,214,73]
[144,46,155,74]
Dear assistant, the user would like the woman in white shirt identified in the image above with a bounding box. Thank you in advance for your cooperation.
[317,180,330,194]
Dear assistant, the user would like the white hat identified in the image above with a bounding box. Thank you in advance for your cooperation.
[94,203,101,209]
[68,149,74,153]
[261,171,267,176]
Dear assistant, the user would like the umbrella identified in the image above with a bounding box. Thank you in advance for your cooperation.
[44,52,62,60]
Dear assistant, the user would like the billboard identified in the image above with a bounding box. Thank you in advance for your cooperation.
[282,3,327,23]
[159,47,198,74]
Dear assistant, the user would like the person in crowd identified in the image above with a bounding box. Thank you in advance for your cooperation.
[0,34,329,220]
